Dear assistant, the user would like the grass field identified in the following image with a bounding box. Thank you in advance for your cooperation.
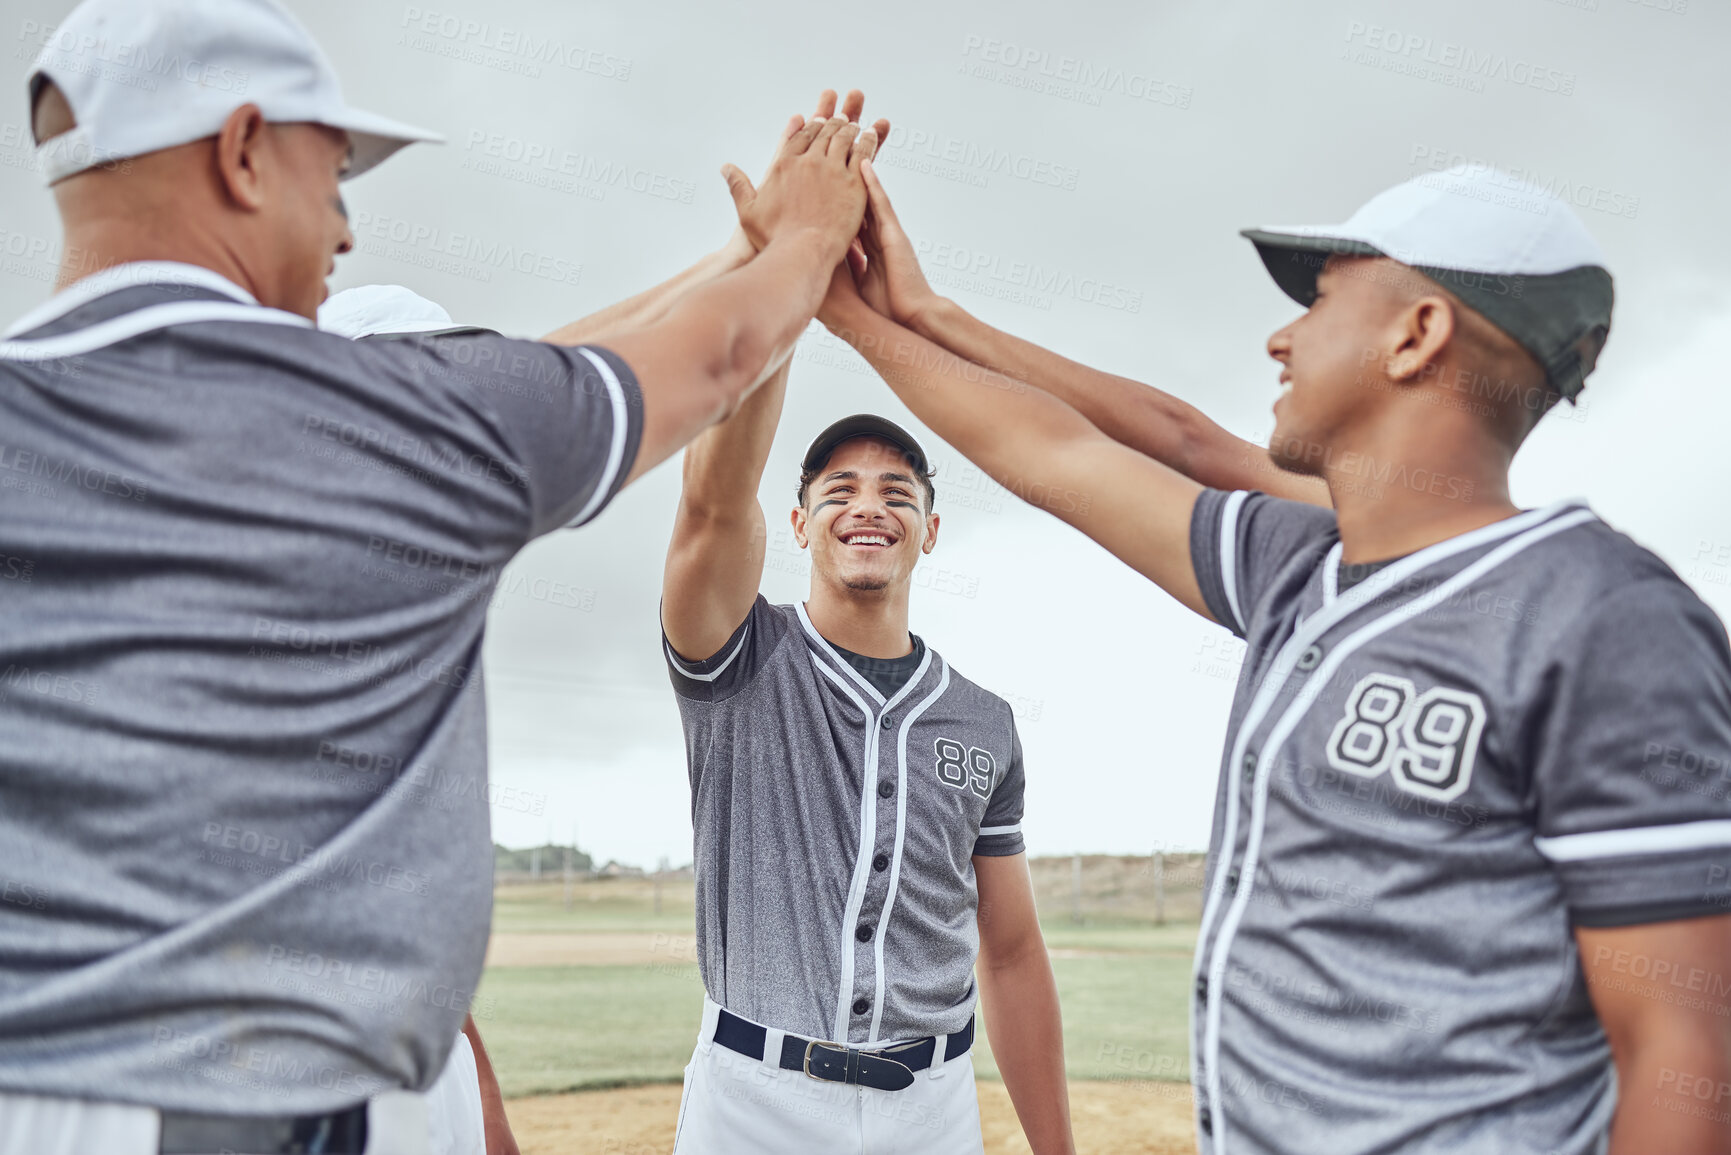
[479,854,1204,1100]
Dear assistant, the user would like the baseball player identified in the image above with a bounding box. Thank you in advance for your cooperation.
[657,287,1075,1150]
[0,0,880,1147]
[808,160,1731,1155]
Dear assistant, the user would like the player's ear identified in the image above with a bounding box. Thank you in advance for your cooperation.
[790,505,810,549]
[1387,295,1455,385]
[922,512,939,554]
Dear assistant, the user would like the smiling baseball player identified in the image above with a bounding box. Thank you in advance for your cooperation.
[810,161,1731,1155]
[660,398,1074,1153]
[658,211,1075,1150]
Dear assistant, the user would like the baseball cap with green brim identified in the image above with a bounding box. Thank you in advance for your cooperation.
[26,0,442,185]
[1241,164,1614,400]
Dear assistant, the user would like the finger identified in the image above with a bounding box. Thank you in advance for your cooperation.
[784,114,825,156]
[849,126,879,170]
[872,116,890,145]
[720,163,756,213]
[840,89,865,124]
[811,115,847,155]
[813,89,838,120]
[828,121,861,161]
[780,114,805,144]
[861,159,901,229]
[846,244,868,285]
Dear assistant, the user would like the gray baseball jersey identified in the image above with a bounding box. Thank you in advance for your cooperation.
[665,596,1025,1045]
[1185,489,1731,1155]
[0,263,641,1113]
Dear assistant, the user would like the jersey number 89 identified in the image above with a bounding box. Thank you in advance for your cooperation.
[935,738,994,800]
[1325,673,1487,802]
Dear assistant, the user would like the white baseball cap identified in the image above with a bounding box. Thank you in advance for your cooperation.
[1242,164,1614,399]
[319,284,485,340]
[27,0,442,185]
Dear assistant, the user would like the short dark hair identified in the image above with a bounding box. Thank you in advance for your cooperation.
[797,439,937,512]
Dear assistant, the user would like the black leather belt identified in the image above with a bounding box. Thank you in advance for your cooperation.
[157,1102,368,1154]
[711,1007,974,1093]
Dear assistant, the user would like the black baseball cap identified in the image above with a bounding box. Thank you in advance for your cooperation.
[801,414,931,477]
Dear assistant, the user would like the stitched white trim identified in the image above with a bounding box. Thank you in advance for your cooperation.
[796,601,888,705]
[1199,505,1595,1155]
[1535,820,1731,863]
[3,261,256,339]
[977,823,1022,837]
[868,655,947,1044]
[1321,541,1343,606]
[0,302,310,361]
[1218,490,1249,633]
[567,347,632,527]
[820,659,879,1042]
[664,629,749,683]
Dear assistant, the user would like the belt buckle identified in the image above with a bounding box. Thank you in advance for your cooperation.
[802,1038,828,1080]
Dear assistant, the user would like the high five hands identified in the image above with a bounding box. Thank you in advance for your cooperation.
[721,90,937,329]
[723,89,885,269]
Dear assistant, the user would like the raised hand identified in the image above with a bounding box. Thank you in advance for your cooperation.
[722,89,881,268]
[850,158,939,327]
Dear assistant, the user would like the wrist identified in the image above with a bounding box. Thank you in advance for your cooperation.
[904,294,957,339]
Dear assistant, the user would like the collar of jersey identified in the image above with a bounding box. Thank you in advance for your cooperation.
[2,261,260,340]
[794,600,935,710]
[1315,498,1593,615]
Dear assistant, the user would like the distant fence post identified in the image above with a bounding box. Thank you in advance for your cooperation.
[563,846,573,911]
[1154,851,1166,926]
[530,846,541,882]
[1070,853,1083,924]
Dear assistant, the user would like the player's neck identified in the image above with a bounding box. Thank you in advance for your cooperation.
[1322,426,1520,564]
[804,581,914,659]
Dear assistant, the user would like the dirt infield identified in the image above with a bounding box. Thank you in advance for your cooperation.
[507,1079,1198,1154]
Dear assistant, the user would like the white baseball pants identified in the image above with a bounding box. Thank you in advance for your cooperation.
[671,996,985,1155]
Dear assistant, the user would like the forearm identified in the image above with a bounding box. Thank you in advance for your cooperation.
[979,951,1075,1155]
[679,358,790,517]
[824,297,1097,504]
[542,238,751,346]
[914,297,1327,505]
[610,229,836,486]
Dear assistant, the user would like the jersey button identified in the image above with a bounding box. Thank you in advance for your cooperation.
[856,923,874,942]
[872,853,890,872]
[1199,1107,1213,1136]
[1195,975,1208,1003]
[880,715,894,730]
[1242,753,1257,778]
[1227,868,1240,890]
[852,997,870,1015]
[1296,644,1323,671]
[878,780,895,798]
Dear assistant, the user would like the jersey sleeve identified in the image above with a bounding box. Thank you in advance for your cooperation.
[1530,577,1731,926]
[1189,489,1338,639]
[400,334,645,538]
[973,714,1026,857]
[663,595,786,703]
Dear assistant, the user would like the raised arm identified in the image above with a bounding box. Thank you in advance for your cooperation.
[576,100,877,486]
[815,267,1213,622]
[661,356,790,661]
[851,160,1328,507]
[540,229,754,347]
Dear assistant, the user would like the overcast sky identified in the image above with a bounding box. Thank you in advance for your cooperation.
[4,0,1727,868]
